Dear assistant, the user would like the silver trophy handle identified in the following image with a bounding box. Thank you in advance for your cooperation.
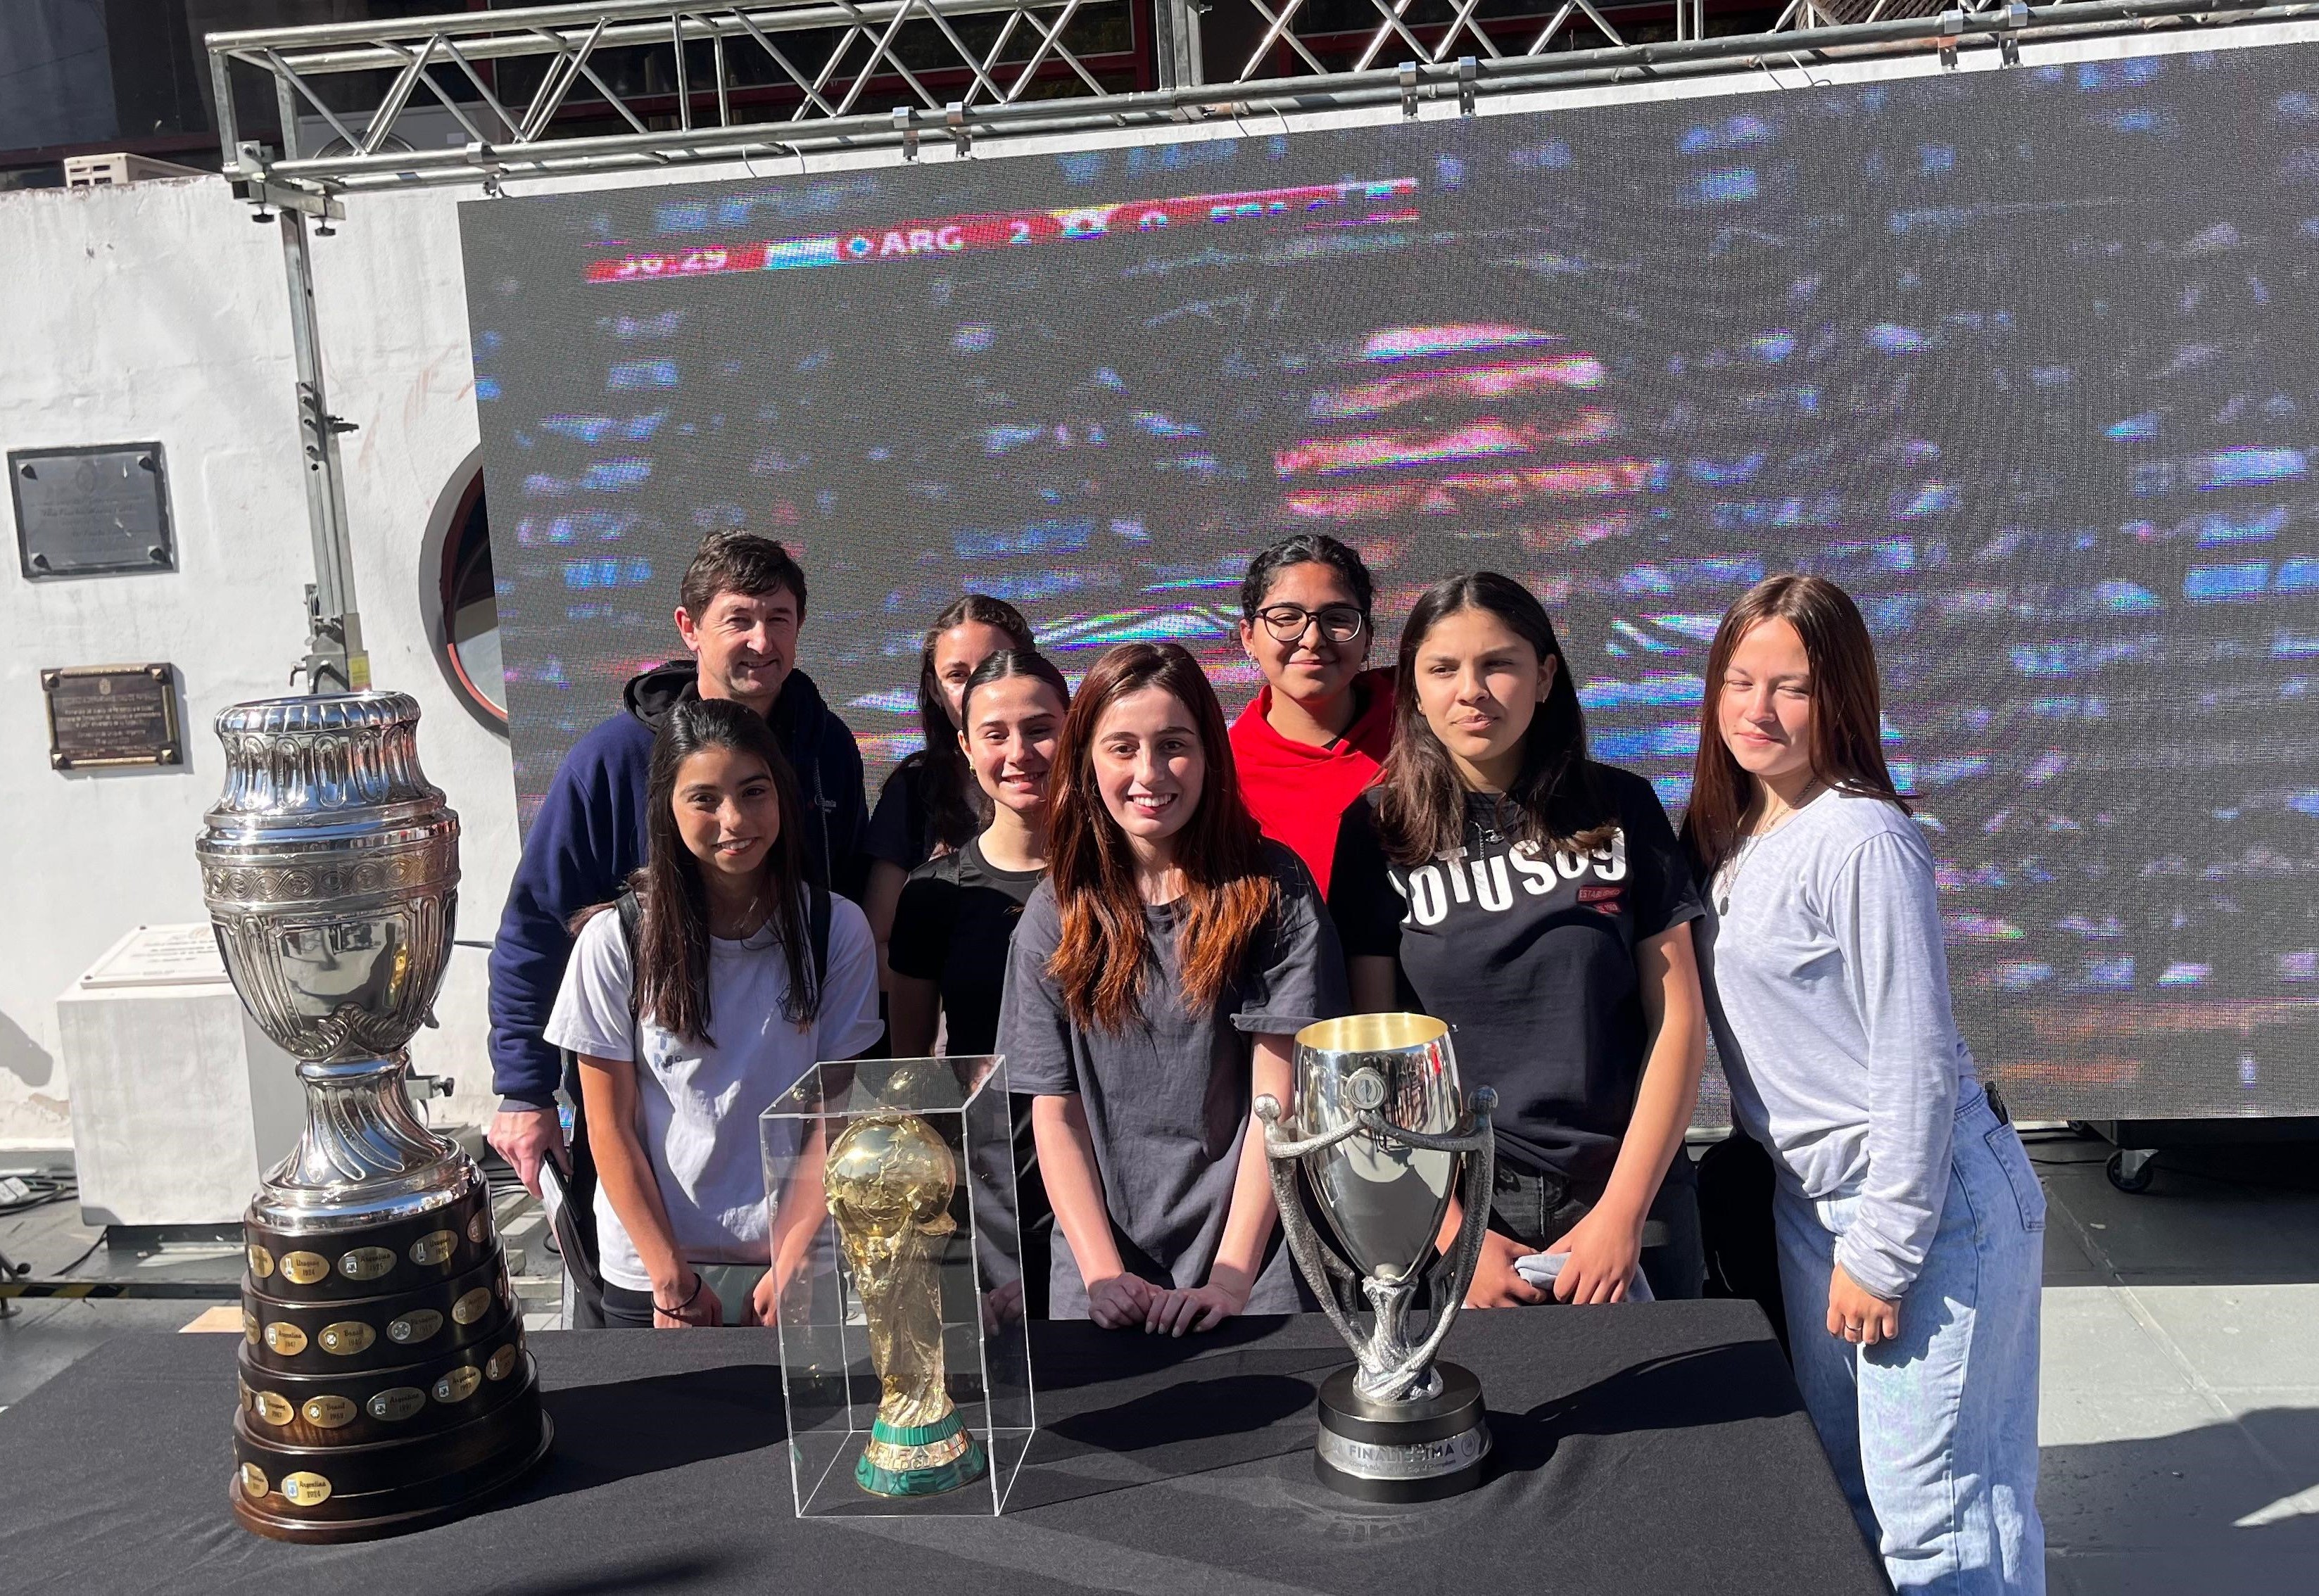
[1403,1087,1496,1391]
[1256,1085,1499,1405]
[1254,1096,1375,1362]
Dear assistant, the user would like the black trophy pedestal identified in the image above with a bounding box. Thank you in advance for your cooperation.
[232,1177,552,1543]
[1312,1360,1491,1503]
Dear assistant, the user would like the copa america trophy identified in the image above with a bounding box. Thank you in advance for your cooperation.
[1254,1013,1497,1502]
[198,692,550,1541]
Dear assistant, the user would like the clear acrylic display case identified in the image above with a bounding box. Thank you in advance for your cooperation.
[760,1055,1035,1516]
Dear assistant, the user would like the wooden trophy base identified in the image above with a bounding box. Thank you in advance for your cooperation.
[232,1170,553,1543]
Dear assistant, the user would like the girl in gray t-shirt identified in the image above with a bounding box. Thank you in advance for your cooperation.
[998,642,1345,1334]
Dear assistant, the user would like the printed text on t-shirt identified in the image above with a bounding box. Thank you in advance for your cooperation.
[1391,830,1629,926]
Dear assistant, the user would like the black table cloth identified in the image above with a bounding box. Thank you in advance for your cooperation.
[0,1301,1886,1595]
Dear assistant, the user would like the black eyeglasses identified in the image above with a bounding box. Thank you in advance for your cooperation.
[1254,603,1366,644]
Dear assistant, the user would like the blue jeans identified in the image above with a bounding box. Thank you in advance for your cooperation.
[1773,1088,2046,1595]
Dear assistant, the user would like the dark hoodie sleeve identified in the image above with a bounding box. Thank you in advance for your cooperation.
[486,723,645,1108]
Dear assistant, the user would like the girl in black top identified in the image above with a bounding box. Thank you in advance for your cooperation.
[862,595,1036,983]
[889,650,1069,1056]
[1329,572,1709,1307]
[888,650,1070,1316]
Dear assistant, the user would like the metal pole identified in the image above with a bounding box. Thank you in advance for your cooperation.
[276,206,369,693]
[1156,0,1205,88]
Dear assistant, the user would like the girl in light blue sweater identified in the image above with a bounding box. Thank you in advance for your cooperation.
[1683,575,2045,1595]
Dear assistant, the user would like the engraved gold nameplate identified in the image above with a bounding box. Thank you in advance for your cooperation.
[251,1391,295,1426]
[433,1365,482,1405]
[248,1244,276,1279]
[301,1395,358,1429]
[338,1246,397,1281]
[387,1309,443,1345]
[368,1387,427,1423]
[410,1229,459,1267]
[279,1251,330,1286]
[485,1345,519,1382]
[279,1471,333,1508]
[318,1321,375,1357]
[263,1322,309,1356]
[242,1310,260,1345]
[451,1287,493,1326]
[467,1212,490,1246]
[239,1463,268,1500]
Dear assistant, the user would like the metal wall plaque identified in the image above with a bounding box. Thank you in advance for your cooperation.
[42,664,183,770]
[11,443,175,578]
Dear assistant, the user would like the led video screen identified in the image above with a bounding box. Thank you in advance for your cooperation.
[462,43,2319,1120]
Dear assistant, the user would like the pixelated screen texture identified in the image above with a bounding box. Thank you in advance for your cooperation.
[462,46,2319,1119]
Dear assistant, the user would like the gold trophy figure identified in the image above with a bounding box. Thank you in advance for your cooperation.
[823,1110,987,1497]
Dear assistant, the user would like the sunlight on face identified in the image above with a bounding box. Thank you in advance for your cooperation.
[1238,560,1368,709]
[676,588,800,709]
[1090,685,1205,851]
[1412,606,1553,789]
[932,621,1016,728]
[671,744,783,882]
[961,675,1066,819]
[1718,617,1816,792]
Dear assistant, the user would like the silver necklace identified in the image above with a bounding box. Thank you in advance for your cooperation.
[1717,785,1822,915]
[1715,832,1767,917]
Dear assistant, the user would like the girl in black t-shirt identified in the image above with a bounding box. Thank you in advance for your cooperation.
[1328,572,1710,1307]
[889,650,1070,1057]
[862,595,1036,984]
[889,650,1070,1317]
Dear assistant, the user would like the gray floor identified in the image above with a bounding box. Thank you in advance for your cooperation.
[2028,1132,2319,1595]
[4,1133,2316,1592]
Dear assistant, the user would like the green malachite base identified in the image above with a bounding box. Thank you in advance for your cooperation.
[854,1412,987,1498]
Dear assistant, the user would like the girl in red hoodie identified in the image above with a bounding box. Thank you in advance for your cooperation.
[1227,534,1394,895]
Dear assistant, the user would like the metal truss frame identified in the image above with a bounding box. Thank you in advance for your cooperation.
[198,0,2308,688]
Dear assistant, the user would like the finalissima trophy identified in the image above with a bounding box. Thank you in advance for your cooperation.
[198,692,551,1541]
[1255,1013,1497,1502]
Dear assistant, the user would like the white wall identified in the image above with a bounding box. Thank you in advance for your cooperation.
[0,174,515,1144]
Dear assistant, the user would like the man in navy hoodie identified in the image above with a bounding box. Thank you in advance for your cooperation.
[484,532,868,1196]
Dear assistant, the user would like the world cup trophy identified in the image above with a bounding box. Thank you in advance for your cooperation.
[198,692,550,1540]
[1254,1013,1497,1502]
[823,1108,988,1497]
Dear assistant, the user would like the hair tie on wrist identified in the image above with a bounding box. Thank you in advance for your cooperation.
[659,1272,704,1313]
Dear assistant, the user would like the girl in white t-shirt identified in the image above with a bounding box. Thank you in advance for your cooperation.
[546,697,883,1329]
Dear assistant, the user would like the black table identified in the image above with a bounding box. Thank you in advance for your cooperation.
[0,1302,1885,1595]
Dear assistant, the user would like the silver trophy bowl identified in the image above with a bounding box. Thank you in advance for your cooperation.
[196,692,468,1228]
[1256,1013,1496,1502]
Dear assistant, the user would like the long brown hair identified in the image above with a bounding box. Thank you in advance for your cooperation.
[903,594,1036,854]
[633,697,820,1042]
[1045,642,1274,1032]
[1679,574,1909,876]
[1375,571,1612,867]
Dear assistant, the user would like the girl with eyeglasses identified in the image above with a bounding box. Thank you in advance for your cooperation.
[999,642,1346,1332]
[1329,573,1709,1308]
[1228,534,1395,897]
[1684,576,2044,1589]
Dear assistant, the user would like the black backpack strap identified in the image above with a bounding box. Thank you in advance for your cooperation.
[615,888,643,1008]
[555,890,639,1328]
